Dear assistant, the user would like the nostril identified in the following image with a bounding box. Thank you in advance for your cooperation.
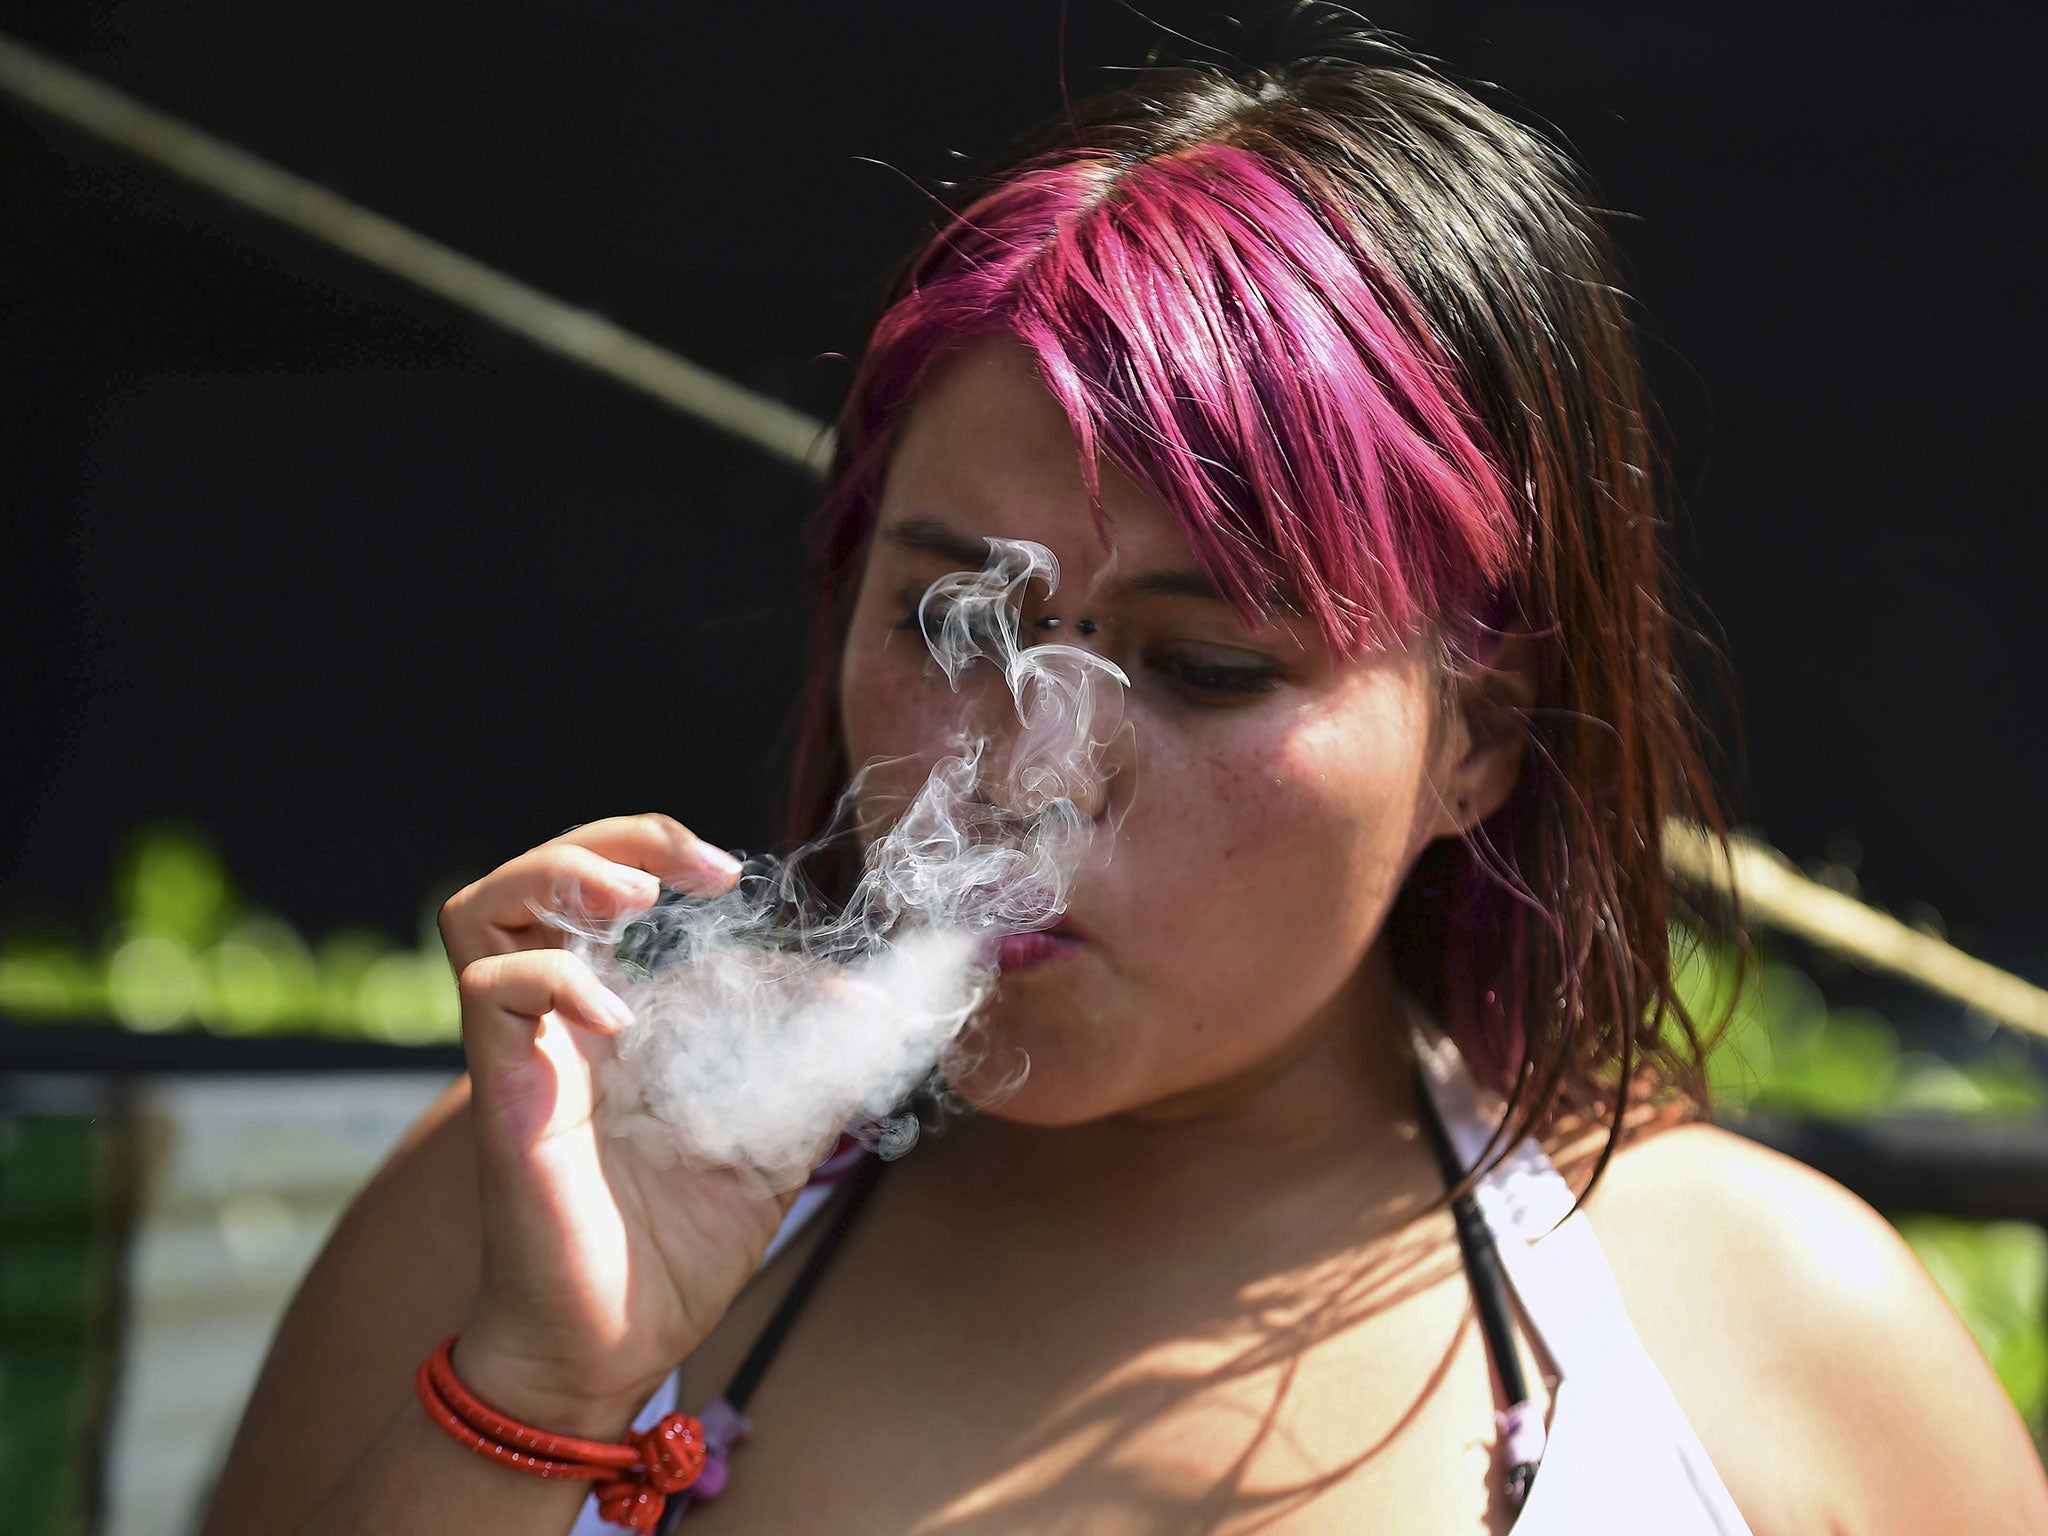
[972,775,1103,837]
[980,752,1111,813]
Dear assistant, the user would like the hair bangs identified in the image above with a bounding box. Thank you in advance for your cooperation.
[887,142,1524,653]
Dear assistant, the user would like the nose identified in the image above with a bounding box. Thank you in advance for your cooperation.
[975,658,1130,830]
[982,751,1110,828]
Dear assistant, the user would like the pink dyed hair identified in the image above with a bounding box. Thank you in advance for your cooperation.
[834,142,1521,653]
[787,48,1735,1165]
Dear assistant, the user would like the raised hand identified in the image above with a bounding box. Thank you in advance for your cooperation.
[436,814,798,1434]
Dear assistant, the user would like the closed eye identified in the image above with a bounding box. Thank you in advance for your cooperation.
[1146,649,1282,699]
[891,593,1008,654]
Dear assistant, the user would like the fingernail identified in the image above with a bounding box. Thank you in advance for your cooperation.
[699,845,745,876]
[595,986,637,1032]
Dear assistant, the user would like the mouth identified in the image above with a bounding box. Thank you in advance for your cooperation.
[993,928,1088,973]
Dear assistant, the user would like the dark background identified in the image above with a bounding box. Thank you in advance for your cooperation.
[3,2,2042,994]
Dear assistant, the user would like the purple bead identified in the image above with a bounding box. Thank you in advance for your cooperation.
[693,1455,730,1500]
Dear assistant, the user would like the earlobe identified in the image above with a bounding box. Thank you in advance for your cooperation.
[1436,635,1537,840]
[1441,732,1524,838]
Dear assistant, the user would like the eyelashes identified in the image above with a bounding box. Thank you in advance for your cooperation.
[1145,653,1282,698]
[890,595,1279,702]
[889,600,1007,653]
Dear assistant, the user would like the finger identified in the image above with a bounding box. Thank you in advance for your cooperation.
[440,844,664,971]
[460,947,634,1060]
[542,813,744,896]
[459,948,638,1144]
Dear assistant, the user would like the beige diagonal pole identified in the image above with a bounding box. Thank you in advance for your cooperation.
[3,28,2044,1040]
[0,29,835,477]
[1664,821,2048,1041]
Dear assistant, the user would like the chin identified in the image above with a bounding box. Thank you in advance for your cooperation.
[937,964,1151,1124]
[940,1030,1128,1128]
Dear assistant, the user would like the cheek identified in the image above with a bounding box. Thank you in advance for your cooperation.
[838,632,965,812]
[1267,709,1435,892]
[1124,683,1438,963]
[1222,728,1420,889]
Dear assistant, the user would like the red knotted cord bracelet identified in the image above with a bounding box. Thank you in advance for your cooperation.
[415,1337,706,1532]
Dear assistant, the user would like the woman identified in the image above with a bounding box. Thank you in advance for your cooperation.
[206,36,2047,1536]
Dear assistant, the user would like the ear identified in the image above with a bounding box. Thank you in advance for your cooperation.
[1429,633,1537,842]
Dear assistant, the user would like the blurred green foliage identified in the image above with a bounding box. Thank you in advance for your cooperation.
[0,828,458,1043]
[1675,934,2046,1120]
[0,1118,109,1536]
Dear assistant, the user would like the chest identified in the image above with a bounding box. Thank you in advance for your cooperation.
[663,1218,1539,1535]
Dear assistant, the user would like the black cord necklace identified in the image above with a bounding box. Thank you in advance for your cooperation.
[1413,1060,1544,1506]
[655,1077,1542,1527]
[654,1154,888,1533]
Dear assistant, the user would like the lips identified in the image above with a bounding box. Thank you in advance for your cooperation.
[994,929,1087,973]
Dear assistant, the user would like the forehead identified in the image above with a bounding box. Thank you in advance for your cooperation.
[877,338,1195,580]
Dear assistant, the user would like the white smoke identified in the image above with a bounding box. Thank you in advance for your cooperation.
[550,539,1129,1188]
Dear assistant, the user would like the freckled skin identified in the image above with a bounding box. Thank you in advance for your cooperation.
[839,340,1502,1128]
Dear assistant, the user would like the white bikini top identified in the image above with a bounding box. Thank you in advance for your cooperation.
[569,1020,1755,1534]
[1408,1014,1755,1534]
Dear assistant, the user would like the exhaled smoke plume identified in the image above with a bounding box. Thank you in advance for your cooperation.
[550,539,1129,1188]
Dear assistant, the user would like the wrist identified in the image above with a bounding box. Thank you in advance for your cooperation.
[448,1328,667,1442]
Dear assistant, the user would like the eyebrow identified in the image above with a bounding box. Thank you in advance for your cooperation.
[878,515,1226,604]
[879,516,993,572]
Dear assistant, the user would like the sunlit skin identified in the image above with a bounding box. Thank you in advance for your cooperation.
[838,337,1522,1137]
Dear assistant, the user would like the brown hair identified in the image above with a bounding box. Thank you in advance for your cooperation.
[784,34,1738,1176]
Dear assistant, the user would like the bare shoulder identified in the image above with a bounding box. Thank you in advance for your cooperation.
[200,1075,483,1536]
[1568,1118,2048,1536]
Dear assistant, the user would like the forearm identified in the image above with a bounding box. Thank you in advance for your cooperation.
[294,1398,594,1536]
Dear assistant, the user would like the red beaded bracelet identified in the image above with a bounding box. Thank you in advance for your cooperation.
[415,1336,706,1532]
